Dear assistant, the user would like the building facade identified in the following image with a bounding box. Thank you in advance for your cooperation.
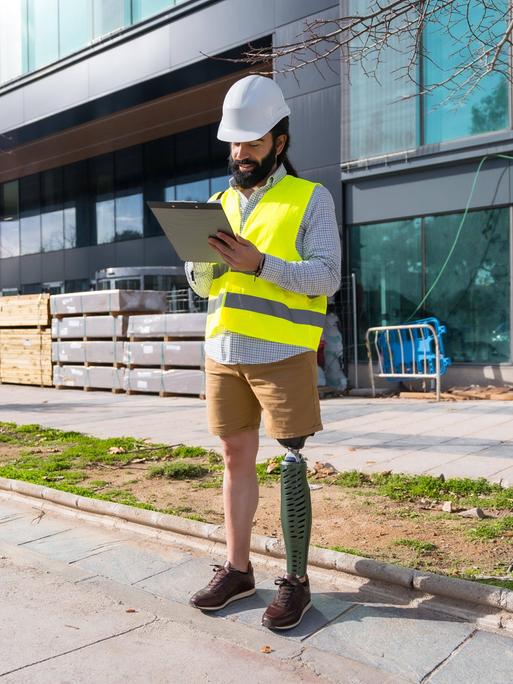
[0,0,511,382]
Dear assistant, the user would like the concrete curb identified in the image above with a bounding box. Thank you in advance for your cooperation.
[1,476,511,613]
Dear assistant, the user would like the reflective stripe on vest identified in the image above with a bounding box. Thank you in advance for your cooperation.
[205,176,327,350]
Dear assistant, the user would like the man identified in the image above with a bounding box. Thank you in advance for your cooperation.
[186,75,341,630]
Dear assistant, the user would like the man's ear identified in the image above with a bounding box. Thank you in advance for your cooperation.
[275,134,287,156]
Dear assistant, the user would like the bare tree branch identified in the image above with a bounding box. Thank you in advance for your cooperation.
[211,0,511,102]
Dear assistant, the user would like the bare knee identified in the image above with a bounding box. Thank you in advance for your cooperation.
[221,430,258,474]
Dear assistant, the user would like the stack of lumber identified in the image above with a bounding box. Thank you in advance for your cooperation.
[124,312,206,397]
[51,290,167,392]
[0,294,52,386]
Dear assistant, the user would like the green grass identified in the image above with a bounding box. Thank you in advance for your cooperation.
[466,516,513,541]
[394,538,438,553]
[327,545,371,558]
[333,469,513,510]
[148,461,209,480]
[256,456,284,484]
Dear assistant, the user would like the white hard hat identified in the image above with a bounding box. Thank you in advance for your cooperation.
[217,75,291,142]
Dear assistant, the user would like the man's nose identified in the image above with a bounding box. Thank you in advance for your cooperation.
[233,143,252,159]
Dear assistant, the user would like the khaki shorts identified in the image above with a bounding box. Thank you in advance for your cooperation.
[205,351,322,439]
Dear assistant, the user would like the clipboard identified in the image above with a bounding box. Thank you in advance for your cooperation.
[147,200,235,263]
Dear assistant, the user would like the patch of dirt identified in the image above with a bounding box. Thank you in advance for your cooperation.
[0,445,26,464]
[77,462,513,578]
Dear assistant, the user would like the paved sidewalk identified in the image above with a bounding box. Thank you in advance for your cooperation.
[1,493,513,683]
[1,385,513,482]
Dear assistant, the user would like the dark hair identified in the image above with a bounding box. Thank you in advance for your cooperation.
[271,116,298,177]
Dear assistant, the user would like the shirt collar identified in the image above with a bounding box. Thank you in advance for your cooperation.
[229,163,287,193]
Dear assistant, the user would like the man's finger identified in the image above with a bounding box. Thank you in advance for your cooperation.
[215,232,238,247]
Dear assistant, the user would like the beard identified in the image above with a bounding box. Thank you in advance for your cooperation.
[229,143,277,189]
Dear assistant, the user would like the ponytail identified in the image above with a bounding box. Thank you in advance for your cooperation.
[271,117,298,177]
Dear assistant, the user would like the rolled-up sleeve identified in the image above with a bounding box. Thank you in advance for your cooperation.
[260,185,341,297]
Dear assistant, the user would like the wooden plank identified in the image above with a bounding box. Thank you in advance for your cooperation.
[0,328,52,386]
[0,294,50,327]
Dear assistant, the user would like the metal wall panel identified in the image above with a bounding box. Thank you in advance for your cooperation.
[20,253,42,283]
[169,0,272,69]
[143,236,180,266]
[42,250,65,282]
[87,243,117,272]
[345,158,511,225]
[301,164,342,225]
[275,5,341,99]
[88,25,171,99]
[0,258,20,289]
[288,85,341,170]
[23,62,89,124]
[275,0,338,25]
[115,239,146,267]
[63,247,90,280]
[0,89,24,133]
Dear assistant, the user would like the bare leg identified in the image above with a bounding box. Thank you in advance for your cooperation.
[220,429,259,572]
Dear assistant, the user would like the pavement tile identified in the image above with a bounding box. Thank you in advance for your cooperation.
[0,511,73,546]
[306,604,474,683]
[22,527,129,563]
[216,580,354,641]
[427,630,513,684]
[423,456,513,479]
[134,556,228,604]
[75,544,192,585]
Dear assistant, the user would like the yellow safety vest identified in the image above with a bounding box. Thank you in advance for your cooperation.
[206,175,327,350]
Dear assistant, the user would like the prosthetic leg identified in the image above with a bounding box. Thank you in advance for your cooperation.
[277,436,312,577]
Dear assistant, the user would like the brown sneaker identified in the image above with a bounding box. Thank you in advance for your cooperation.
[189,561,256,611]
[261,574,312,630]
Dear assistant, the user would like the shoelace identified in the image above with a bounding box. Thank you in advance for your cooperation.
[207,564,229,587]
[273,576,297,607]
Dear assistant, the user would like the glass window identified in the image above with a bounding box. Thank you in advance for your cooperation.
[144,136,174,236]
[210,174,230,196]
[115,146,143,240]
[175,178,209,202]
[91,154,115,244]
[41,168,64,252]
[423,0,509,144]
[93,0,130,38]
[115,278,141,289]
[0,181,20,259]
[351,219,422,355]
[346,0,418,161]
[351,208,510,364]
[65,278,91,292]
[96,198,115,244]
[59,0,92,57]
[132,0,174,22]
[26,0,59,71]
[64,161,88,248]
[0,0,25,84]
[425,209,510,362]
[19,175,41,255]
[21,282,43,294]
[144,274,175,290]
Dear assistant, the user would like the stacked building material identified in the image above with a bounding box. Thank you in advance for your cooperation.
[124,312,206,397]
[51,290,167,392]
[0,294,52,386]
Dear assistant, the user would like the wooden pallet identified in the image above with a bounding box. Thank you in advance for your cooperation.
[0,294,50,328]
[0,328,52,386]
[54,384,125,394]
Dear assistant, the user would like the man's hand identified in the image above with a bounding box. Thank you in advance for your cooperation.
[208,232,263,272]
